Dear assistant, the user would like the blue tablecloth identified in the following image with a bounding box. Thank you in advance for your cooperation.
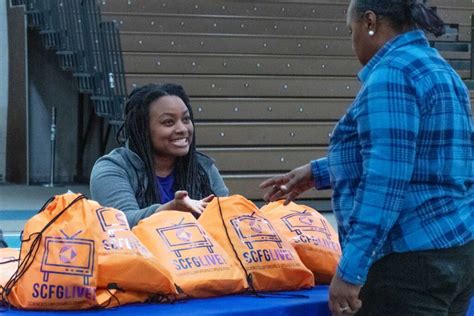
[3,234,473,315]
[2,282,473,315]
[1,287,330,315]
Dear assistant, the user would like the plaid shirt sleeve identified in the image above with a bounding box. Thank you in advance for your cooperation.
[337,65,420,285]
[311,157,331,190]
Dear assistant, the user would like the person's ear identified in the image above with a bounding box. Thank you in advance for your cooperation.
[363,10,377,36]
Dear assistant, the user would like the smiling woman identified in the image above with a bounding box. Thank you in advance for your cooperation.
[90,83,229,227]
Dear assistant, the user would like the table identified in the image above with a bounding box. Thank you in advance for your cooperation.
[2,278,474,315]
[1,286,331,315]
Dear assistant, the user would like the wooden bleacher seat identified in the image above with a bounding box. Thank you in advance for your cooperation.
[103,14,350,37]
[425,0,472,42]
[125,75,360,97]
[122,53,361,76]
[119,33,354,56]
[99,0,349,19]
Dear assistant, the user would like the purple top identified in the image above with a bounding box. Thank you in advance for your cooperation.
[156,172,174,204]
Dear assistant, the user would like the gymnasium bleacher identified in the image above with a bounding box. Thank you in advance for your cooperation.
[6,0,358,213]
[99,0,473,205]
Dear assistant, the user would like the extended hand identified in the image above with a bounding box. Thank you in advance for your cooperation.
[329,275,362,316]
[173,191,214,217]
[259,163,314,204]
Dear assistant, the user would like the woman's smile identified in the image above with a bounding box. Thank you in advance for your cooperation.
[170,137,190,147]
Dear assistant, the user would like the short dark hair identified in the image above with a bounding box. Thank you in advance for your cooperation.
[353,0,445,37]
[118,83,213,206]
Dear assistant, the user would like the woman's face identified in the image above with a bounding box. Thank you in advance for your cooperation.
[148,95,194,159]
[347,0,373,65]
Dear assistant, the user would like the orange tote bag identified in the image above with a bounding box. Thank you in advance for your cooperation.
[91,204,177,296]
[5,193,100,310]
[133,211,248,298]
[260,200,341,284]
[0,248,145,310]
[0,248,20,297]
[199,195,314,292]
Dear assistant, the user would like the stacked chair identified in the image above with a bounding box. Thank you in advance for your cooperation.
[22,0,127,127]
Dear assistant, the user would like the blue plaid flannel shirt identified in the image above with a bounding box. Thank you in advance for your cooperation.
[311,30,474,285]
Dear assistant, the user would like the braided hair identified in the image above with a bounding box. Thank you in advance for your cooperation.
[117,83,214,206]
[353,0,445,37]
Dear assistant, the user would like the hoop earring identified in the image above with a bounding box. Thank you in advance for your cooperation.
[368,30,375,36]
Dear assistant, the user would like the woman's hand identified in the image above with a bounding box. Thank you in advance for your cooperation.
[259,163,314,205]
[329,275,362,316]
[173,191,214,217]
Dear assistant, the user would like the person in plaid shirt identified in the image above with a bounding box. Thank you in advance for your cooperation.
[261,0,473,315]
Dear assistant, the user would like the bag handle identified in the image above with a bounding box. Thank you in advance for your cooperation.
[216,197,259,295]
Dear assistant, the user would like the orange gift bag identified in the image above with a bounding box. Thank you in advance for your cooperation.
[90,204,177,296]
[0,248,20,294]
[260,200,341,284]
[4,194,100,310]
[199,195,314,292]
[1,193,175,310]
[133,211,248,298]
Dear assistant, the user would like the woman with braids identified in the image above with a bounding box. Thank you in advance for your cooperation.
[261,0,473,315]
[90,83,228,227]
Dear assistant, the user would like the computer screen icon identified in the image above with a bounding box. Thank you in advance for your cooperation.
[230,214,282,250]
[281,210,332,239]
[96,207,129,237]
[156,221,213,258]
[40,230,95,286]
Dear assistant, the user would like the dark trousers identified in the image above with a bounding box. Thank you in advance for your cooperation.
[356,241,474,316]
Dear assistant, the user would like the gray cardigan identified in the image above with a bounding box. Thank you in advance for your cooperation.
[90,147,229,227]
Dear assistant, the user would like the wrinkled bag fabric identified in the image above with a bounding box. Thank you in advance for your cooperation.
[260,200,341,284]
[2,193,175,310]
[199,195,314,292]
[92,204,177,295]
[0,248,20,292]
[133,211,248,298]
